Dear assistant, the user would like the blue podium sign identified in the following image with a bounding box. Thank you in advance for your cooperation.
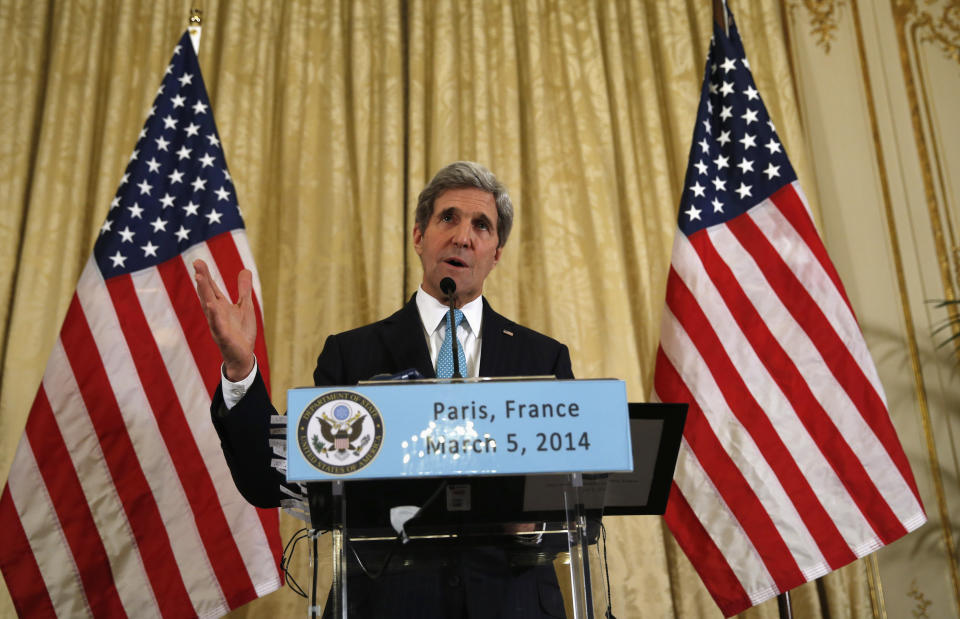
[286,379,632,482]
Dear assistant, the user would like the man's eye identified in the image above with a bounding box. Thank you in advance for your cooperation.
[440,214,453,222]
[475,221,489,230]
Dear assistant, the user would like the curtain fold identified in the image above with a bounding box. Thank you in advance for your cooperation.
[0,1,862,617]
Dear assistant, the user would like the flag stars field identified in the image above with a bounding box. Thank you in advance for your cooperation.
[89,35,243,277]
[674,38,794,230]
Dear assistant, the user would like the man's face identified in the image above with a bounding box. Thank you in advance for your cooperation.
[414,187,503,305]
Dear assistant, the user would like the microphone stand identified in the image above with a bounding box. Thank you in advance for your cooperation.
[447,299,462,379]
[440,277,463,379]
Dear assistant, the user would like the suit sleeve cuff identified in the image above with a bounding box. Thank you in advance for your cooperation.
[221,356,258,410]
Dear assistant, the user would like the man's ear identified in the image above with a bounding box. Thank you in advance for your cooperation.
[413,223,423,256]
[493,246,502,266]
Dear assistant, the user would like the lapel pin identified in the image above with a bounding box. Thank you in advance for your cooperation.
[503,329,514,336]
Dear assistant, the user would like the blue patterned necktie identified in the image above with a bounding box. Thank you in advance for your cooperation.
[436,309,467,378]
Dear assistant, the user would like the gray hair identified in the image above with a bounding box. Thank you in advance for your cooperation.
[415,161,514,248]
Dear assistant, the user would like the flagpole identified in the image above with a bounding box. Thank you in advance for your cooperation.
[711,0,729,36]
[777,590,793,619]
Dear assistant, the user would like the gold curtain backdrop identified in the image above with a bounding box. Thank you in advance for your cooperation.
[0,1,872,617]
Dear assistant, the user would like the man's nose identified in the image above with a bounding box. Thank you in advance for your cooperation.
[451,221,473,247]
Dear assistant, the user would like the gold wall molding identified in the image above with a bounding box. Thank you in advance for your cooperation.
[907,579,934,617]
[844,3,938,616]
[885,0,960,613]
[787,0,959,614]
[894,0,960,352]
[789,0,847,52]
[898,0,960,65]
[898,0,960,361]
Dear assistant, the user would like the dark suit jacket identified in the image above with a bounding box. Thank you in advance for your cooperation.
[212,295,573,509]
[212,295,574,617]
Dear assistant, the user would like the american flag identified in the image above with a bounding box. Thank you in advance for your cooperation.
[653,10,926,616]
[0,31,282,618]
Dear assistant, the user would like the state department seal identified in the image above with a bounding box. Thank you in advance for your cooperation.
[296,390,384,475]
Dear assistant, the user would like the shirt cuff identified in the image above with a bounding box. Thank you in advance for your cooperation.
[221,357,258,410]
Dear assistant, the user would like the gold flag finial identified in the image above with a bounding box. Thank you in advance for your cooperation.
[188,8,202,51]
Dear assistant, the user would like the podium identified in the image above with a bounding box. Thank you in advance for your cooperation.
[286,378,686,618]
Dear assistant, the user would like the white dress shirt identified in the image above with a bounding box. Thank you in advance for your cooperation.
[221,286,484,409]
[414,285,483,379]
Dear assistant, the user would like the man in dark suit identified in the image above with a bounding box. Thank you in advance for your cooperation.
[196,161,572,617]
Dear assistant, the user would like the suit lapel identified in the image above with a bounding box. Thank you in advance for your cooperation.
[479,299,514,377]
[376,295,518,379]
[378,295,436,379]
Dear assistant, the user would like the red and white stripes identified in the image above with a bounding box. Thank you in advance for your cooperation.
[0,231,281,618]
[656,181,925,616]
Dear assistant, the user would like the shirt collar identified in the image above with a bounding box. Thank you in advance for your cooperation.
[415,286,483,336]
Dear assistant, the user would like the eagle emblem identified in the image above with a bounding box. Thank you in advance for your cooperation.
[312,409,370,458]
[296,390,384,475]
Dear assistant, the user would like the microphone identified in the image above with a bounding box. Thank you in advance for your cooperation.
[439,277,456,298]
[439,278,463,379]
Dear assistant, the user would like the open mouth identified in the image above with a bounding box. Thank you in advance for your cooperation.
[444,257,468,268]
